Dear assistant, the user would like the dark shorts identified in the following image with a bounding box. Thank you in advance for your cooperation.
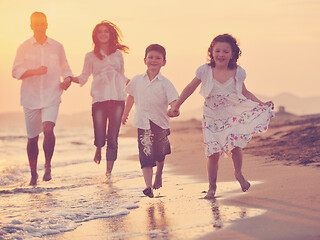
[137,121,171,169]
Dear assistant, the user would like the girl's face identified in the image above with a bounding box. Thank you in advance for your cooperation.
[212,42,233,68]
[96,25,110,44]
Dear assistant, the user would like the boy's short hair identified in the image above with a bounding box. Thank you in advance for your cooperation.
[145,44,166,61]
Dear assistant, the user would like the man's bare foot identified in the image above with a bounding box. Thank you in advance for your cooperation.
[43,168,52,181]
[153,173,162,189]
[143,187,154,198]
[29,172,38,186]
[204,185,216,199]
[94,148,101,164]
[235,174,251,192]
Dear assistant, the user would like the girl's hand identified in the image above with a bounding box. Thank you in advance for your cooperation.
[121,114,129,125]
[265,101,274,110]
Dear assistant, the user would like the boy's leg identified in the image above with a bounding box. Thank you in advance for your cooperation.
[153,160,164,189]
[231,147,250,192]
[27,136,39,186]
[142,166,154,198]
[42,121,55,181]
[205,153,220,199]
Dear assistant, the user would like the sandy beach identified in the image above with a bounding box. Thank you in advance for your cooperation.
[43,113,320,240]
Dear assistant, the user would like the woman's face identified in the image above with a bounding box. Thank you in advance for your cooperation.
[96,25,110,44]
[212,42,233,68]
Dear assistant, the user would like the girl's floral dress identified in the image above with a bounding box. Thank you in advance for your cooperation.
[196,64,274,157]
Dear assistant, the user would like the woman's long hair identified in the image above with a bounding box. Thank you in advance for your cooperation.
[92,21,129,60]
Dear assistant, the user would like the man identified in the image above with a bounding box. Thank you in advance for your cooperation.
[12,12,73,186]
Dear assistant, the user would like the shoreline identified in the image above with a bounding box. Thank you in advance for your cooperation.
[46,116,320,240]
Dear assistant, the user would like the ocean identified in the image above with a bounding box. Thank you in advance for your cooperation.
[0,125,266,240]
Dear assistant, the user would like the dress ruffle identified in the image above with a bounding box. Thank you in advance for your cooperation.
[202,93,274,156]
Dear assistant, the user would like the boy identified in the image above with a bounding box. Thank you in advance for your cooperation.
[122,44,179,198]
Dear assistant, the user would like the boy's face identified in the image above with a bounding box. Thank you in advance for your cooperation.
[144,50,166,72]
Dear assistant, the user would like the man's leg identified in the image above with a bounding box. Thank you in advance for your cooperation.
[42,121,55,181]
[27,136,39,186]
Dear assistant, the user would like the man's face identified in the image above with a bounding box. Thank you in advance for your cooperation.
[30,16,48,35]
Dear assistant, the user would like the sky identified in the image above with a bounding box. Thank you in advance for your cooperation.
[0,0,319,115]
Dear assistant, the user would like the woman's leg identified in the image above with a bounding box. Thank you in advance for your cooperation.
[205,153,220,199]
[92,102,107,164]
[231,147,250,192]
[105,101,125,174]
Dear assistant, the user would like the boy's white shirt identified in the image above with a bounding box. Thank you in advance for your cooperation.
[125,71,179,130]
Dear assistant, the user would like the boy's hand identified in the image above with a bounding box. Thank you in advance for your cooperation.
[60,76,72,90]
[167,108,180,118]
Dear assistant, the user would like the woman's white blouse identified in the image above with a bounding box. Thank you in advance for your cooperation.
[77,50,128,103]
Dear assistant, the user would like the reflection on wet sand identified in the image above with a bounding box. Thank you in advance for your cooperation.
[44,178,266,240]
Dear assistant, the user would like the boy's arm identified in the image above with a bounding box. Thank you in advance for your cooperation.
[122,95,134,125]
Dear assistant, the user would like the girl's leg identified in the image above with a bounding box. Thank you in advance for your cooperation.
[205,153,220,199]
[231,147,250,192]
[105,101,125,174]
[92,102,107,164]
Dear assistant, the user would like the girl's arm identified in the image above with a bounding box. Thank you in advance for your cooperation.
[169,77,201,117]
[121,95,134,125]
[242,83,274,108]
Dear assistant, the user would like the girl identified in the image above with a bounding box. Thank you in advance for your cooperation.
[168,34,274,199]
[67,21,129,175]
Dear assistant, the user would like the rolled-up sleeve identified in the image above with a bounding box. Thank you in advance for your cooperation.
[77,53,92,87]
[59,44,73,79]
[12,45,28,80]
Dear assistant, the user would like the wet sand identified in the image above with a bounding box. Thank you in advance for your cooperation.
[47,114,320,239]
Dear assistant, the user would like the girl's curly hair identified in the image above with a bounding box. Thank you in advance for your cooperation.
[207,34,241,69]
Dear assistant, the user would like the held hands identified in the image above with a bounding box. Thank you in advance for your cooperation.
[60,76,73,91]
[167,106,180,118]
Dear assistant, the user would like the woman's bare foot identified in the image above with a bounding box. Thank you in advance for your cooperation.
[153,173,162,190]
[94,148,101,164]
[235,174,251,192]
[204,184,216,199]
